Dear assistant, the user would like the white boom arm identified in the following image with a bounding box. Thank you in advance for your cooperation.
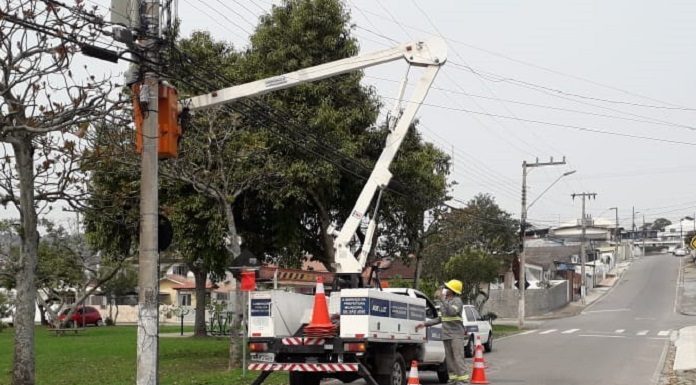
[181,39,447,274]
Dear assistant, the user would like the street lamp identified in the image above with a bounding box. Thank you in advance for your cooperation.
[519,168,576,328]
[527,170,577,210]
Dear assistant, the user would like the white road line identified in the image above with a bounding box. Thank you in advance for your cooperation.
[579,334,626,338]
[562,329,579,334]
[658,331,670,336]
[518,330,537,335]
[583,308,630,313]
[539,329,557,335]
[615,329,625,333]
[637,330,649,336]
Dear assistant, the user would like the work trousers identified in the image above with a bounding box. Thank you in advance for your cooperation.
[444,338,468,379]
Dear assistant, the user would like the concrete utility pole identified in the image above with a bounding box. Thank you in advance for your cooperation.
[632,206,636,237]
[572,192,597,305]
[642,213,646,256]
[137,1,160,384]
[609,207,619,262]
[518,157,567,328]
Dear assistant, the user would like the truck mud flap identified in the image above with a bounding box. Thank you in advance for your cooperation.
[248,363,378,385]
[248,363,359,371]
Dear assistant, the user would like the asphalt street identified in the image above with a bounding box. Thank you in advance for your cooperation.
[482,254,692,385]
[329,254,692,385]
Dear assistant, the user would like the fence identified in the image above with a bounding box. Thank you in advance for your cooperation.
[482,280,569,318]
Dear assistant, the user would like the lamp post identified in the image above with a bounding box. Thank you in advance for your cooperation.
[518,165,574,328]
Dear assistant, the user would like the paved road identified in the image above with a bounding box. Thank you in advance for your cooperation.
[485,254,692,385]
[328,254,691,385]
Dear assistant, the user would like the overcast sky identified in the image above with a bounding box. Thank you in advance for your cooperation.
[5,0,696,230]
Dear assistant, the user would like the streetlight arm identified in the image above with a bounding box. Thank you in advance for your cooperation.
[527,171,576,210]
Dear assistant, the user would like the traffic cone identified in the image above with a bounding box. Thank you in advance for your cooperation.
[470,337,489,384]
[304,276,337,337]
[407,361,421,385]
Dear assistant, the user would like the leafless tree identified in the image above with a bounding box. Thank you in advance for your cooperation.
[0,1,119,384]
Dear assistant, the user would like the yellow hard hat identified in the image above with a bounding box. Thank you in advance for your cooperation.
[444,279,463,295]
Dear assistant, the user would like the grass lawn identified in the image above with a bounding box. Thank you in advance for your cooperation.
[493,324,522,337]
[0,326,288,385]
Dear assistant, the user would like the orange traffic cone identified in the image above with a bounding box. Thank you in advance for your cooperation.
[470,337,489,384]
[407,361,421,385]
[304,277,337,337]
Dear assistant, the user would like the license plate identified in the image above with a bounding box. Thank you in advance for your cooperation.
[250,353,275,363]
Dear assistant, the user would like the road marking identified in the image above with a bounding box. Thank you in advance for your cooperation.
[635,317,656,320]
[539,329,557,335]
[562,329,579,334]
[615,329,625,333]
[579,334,626,338]
[657,330,670,336]
[518,330,537,335]
[637,330,649,336]
[583,308,630,313]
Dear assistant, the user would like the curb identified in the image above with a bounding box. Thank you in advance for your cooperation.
[677,258,696,316]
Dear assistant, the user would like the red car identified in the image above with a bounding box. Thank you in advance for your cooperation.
[58,306,103,327]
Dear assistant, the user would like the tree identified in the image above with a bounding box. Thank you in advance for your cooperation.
[652,218,672,232]
[421,194,519,282]
[99,263,137,325]
[444,248,501,304]
[0,2,116,383]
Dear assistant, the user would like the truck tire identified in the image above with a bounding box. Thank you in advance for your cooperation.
[464,335,475,358]
[289,371,321,385]
[484,332,493,352]
[375,352,407,385]
[436,362,449,384]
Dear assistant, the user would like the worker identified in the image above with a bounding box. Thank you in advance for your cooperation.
[416,279,468,384]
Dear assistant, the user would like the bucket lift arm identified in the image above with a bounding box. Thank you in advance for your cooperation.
[180,39,447,275]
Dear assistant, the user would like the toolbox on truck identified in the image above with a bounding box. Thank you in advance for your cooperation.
[248,290,315,338]
[333,288,426,342]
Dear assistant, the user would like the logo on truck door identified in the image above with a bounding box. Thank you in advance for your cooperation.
[250,299,272,317]
[369,298,390,317]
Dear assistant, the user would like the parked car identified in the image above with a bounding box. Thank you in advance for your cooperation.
[58,306,103,327]
[674,248,688,256]
[461,304,493,357]
[0,306,14,327]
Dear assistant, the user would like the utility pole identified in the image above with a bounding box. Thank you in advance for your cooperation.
[572,192,597,305]
[642,213,646,257]
[609,207,619,262]
[137,1,160,384]
[518,156,566,328]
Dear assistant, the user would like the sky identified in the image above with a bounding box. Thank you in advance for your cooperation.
[5,0,696,231]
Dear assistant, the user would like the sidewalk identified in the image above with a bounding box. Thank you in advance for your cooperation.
[678,257,696,316]
[664,257,696,385]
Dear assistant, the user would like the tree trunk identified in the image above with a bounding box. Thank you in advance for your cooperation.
[36,304,48,326]
[308,191,335,270]
[12,138,38,385]
[192,268,208,337]
[222,200,241,257]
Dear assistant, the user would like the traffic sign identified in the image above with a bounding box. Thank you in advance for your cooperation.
[690,235,696,249]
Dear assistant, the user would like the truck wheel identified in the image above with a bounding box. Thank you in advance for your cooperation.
[484,332,493,352]
[436,362,449,384]
[375,352,406,385]
[289,371,321,385]
[464,335,475,358]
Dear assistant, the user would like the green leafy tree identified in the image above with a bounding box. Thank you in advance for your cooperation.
[421,194,519,282]
[652,218,672,232]
[444,248,501,305]
[99,263,137,325]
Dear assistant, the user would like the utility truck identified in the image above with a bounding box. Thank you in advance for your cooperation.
[181,38,448,385]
